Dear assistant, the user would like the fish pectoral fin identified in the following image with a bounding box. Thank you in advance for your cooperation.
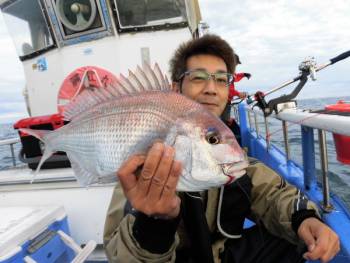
[66,153,98,186]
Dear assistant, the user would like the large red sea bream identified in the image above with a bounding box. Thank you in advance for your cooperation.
[21,64,248,191]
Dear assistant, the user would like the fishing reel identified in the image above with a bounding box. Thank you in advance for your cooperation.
[243,57,314,116]
[299,57,317,81]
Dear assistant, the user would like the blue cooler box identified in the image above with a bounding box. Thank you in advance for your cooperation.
[0,206,75,263]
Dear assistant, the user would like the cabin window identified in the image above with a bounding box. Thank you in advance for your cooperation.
[114,0,187,30]
[1,0,55,58]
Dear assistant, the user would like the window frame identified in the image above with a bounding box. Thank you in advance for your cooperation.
[42,0,114,47]
[112,0,188,34]
[0,0,58,61]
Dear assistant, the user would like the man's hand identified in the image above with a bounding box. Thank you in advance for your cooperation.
[238,92,248,99]
[243,73,251,79]
[117,143,182,219]
[298,217,340,262]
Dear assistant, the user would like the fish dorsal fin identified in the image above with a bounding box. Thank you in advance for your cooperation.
[164,75,172,91]
[128,69,146,92]
[63,63,171,121]
[135,65,153,90]
[154,63,166,90]
[143,63,161,90]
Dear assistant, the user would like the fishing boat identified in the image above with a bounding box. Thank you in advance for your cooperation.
[0,0,349,262]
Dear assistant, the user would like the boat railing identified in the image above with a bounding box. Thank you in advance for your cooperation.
[0,137,20,167]
[235,103,350,213]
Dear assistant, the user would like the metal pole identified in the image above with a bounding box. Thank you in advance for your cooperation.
[10,143,16,167]
[264,116,270,150]
[254,112,259,136]
[318,129,333,212]
[247,111,253,131]
[282,121,290,161]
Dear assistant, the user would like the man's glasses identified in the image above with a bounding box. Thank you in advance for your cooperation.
[179,70,233,87]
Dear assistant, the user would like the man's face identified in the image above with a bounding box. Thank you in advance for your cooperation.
[179,54,229,117]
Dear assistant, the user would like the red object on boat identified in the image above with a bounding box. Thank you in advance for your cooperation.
[325,100,350,164]
[14,113,66,136]
[13,114,70,170]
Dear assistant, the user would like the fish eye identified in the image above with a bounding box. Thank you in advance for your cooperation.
[205,131,220,145]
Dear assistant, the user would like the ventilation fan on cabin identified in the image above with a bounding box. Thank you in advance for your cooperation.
[55,0,99,32]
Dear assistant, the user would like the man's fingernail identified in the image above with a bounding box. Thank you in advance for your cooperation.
[153,142,163,150]
[303,252,310,260]
[308,244,315,252]
[164,146,174,157]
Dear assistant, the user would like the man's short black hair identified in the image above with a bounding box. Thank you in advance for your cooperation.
[169,34,238,82]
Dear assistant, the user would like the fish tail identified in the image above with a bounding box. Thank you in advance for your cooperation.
[19,128,51,142]
[31,147,54,183]
[19,128,54,182]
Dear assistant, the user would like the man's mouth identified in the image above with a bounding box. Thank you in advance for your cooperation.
[201,102,219,109]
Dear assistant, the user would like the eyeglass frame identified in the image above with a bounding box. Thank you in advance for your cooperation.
[177,69,234,87]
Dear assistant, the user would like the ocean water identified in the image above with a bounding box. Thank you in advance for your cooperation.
[0,122,23,170]
[0,96,350,209]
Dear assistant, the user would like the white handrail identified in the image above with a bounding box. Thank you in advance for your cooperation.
[245,106,350,136]
[0,138,20,146]
[0,138,20,167]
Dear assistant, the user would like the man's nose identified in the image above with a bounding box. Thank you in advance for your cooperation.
[203,77,218,94]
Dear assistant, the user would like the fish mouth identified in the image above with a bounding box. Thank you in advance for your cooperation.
[220,160,249,184]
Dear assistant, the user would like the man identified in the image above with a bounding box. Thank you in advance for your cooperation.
[104,34,339,262]
[229,55,251,101]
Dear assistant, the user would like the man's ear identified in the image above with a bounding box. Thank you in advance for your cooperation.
[172,82,181,93]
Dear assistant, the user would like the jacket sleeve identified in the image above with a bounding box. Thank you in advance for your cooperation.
[234,72,245,82]
[103,185,179,263]
[229,83,240,100]
[246,159,320,244]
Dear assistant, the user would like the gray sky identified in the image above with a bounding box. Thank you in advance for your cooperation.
[0,0,349,123]
[199,0,350,98]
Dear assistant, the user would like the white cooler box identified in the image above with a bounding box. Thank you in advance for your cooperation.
[0,206,96,263]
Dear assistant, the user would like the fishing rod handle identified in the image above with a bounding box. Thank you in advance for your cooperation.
[330,50,350,64]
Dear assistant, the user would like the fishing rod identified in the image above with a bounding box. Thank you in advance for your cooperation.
[245,50,350,116]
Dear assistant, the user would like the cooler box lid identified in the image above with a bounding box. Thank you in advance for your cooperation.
[0,206,66,258]
[13,114,65,130]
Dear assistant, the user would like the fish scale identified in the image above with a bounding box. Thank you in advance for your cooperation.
[51,98,176,175]
[20,64,248,191]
